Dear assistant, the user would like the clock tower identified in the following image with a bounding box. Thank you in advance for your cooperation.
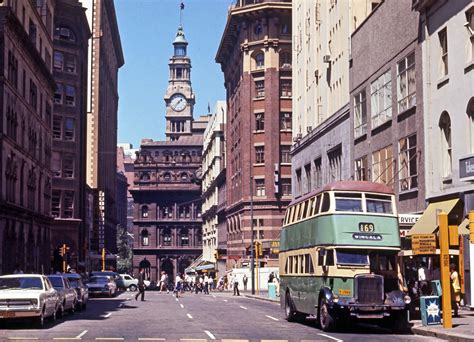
[164,25,195,141]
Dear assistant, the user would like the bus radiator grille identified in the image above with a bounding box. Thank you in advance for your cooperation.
[355,275,384,305]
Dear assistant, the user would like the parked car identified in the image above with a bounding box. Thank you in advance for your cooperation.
[62,273,88,310]
[0,274,60,327]
[116,274,151,291]
[86,276,117,297]
[90,271,120,282]
[47,275,77,317]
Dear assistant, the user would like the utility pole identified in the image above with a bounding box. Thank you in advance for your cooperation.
[439,211,452,329]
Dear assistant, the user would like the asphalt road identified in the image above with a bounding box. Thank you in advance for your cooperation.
[0,290,443,342]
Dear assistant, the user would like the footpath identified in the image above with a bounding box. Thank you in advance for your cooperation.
[244,291,474,341]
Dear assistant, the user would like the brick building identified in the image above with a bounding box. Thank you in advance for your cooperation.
[0,0,56,274]
[51,0,91,270]
[216,0,292,267]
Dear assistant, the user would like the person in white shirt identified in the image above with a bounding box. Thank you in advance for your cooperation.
[174,274,182,298]
[207,275,214,292]
[418,262,430,295]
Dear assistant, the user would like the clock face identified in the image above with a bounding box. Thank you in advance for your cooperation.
[170,94,187,112]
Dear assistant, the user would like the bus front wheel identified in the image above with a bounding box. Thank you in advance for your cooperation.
[284,292,297,322]
[318,297,336,331]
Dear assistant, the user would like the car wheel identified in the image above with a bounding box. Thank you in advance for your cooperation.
[129,284,137,292]
[52,305,57,322]
[70,301,76,314]
[318,297,336,332]
[285,292,297,322]
[57,303,64,318]
[34,309,45,328]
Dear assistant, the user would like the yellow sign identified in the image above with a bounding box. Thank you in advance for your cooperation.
[412,234,437,255]
[339,289,350,296]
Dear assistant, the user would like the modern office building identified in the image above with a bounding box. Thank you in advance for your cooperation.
[216,0,293,267]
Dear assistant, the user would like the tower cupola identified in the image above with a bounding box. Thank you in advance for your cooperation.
[173,25,188,57]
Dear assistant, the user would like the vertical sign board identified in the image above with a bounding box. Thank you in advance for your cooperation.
[459,155,474,181]
[98,191,105,250]
[412,234,437,255]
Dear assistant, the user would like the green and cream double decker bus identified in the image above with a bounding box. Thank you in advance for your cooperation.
[279,181,410,331]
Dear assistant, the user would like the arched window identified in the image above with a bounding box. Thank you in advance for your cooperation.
[162,228,171,246]
[163,172,171,181]
[254,21,263,36]
[255,53,264,70]
[467,98,474,154]
[180,228,189,246]
[181,172,188,181]
[280,51,292,69]
[439,112,452,178]
[141,229,149,246]
[140,172,150,181]
[141,205,149,218]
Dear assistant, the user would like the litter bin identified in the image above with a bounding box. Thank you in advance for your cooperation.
[420,295,441,326]
[431,280,442,296]
[268,283,276,299]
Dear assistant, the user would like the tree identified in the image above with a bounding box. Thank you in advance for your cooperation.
[116,225,132,274]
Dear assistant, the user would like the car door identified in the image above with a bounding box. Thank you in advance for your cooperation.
[64,278,75,308]
[43,277,56,316]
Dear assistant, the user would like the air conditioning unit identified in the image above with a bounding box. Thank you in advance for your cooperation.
[296,133,303,140]
[292,137,299,142]
[323,55,331,63]
[306,126,312,133]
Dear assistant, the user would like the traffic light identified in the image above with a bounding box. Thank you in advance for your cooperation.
[274,163,280,194]
[213,250,218,260]
[58,244,69,257]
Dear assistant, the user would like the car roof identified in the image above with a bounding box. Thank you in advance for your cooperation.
[63,273,81,278]
[47,274,63,278]
[0,274,44,278]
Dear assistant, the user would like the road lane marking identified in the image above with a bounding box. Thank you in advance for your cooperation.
[76,330,88,339]
[8,339,38,341]
[176,298,179,302]
[221,340,248,342]
[187,313,193,319]
[53,339,81,341]
[180,304,184,308]
[138,339,165,341]
[239,305,248,310]
[204,330,216,340]
[102,312,112,318]
[118,303,123,307]
[261,340,288,342]
[223,299,228,302]
[265,315,279,321]
[212,295,216,298]
[180,340,207,341]
[95,339,124,341]
[317,334,343,342]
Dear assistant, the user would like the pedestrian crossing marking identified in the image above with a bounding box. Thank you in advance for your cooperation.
[221,340,248,342]
[138,339,165,341]
[53,339,81,341]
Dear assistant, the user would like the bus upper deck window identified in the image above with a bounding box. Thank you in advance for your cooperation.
[366,194,393,214]
[321,193,330,212]
[313,195,321,215]
[335,192,363,212]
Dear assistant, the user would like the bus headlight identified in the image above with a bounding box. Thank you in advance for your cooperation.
[404,295,411,304]
[332,294,339,303]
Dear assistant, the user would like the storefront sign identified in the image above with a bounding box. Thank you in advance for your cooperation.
[460,155,474,180]
[412,234,437,254]
[352,233,382,241]
[399,214,421,225]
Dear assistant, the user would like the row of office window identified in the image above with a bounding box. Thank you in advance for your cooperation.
[254,79,292,99]
[54,83,76,106]
[254,178,291,197]
[140,228,201,247]
[139,171,189,182]
[51,190,74,219]
[295,149,339,196]
[52,116,75,141]
[251,51,292,71]
[253,145,291,164]
[254,112,292,132]
[51,152,75,179]
[140,205,202,220]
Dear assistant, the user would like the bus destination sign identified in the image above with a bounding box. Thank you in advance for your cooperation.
[412,234,436,255]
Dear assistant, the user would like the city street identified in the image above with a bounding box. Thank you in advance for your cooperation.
[0,291,442,342]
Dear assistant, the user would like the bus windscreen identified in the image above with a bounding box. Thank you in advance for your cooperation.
[336,249,369,266]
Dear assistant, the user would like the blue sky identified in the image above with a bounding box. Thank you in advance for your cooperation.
[115,0,230,148]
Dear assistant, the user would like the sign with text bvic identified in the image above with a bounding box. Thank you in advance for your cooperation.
[412,234,437,255]
[460,155,474,180]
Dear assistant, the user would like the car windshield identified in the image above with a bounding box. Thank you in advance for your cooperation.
[89,277,108,284]
[336,249,369,266]
[0,277,44,290]
[48,277,64,288]
[68,279,80,287]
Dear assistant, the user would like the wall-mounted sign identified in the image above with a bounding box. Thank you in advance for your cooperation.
[412,234,436,255]
[352,233,382,241]
[460,155,474,180]
[399,214,421,225]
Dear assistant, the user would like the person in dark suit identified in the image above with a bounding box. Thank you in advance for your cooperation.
[135,268,146,301]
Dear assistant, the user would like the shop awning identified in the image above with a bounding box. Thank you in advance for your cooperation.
[185,254,203,274]
[195,261,215,271]
[459,218,471,235]
[407,199,463,236]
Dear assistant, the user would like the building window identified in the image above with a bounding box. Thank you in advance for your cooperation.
[65,85,75,106]
[466,9,474,61]
[354,156,368,181]
[52,151,61,177]
[313,158,322,188]
[468,98,474,154]
[7,50,19,88]
[176,67,183,79]
[141,229,149,246]
[54,26,75,41]
[397,52,416,112]
[255,80,265,98]
[255,53,264,69]
[438,28,448,77]
[53,51,63,70]
[175,46,186,56]
[163,172,171,181]
[63,190,74,218]
[141,206,149,218]
[255,179,265,197]
[29,80,37,111]
[399,134,418,191]
[64,118,75,141]
[180,229,189,246]
[439,112,452,178]
[54,83,63,104]
[62,155,74,178]
[255,113,264,131]
[255,146,265,164]
[304,163,311,193]
[280,52,291,69]
[280,79,292,97]
[52,116,62,139]
[280,112,292,130]
[254,21,262,36]
[52,190,60,217]
[328,147,342,182]
[372,145,394,186]
[281,145,291,163]
[354,90,367,138]
[296,168,302,195]
[371,70,392,128]
[162,228,171,246]
[281,179,291,196]
[65,55,76,73]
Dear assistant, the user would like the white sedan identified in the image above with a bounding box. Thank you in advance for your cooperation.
[86,276,117,297]
[0,274,60,327]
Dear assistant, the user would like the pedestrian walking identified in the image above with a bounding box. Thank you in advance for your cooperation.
[243,274,248,291]
[203,274,209,294]
[450,264,461,316]
[135,268,146,301]
[207,275,214,291]
[175,273,182,298]
[233,275,240,296]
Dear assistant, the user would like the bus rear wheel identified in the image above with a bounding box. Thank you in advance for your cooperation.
[318,297,336,332]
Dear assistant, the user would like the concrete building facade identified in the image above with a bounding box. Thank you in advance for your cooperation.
[216,0,293,267]
[51,0,91,271]
[349,0,426,215]
[83,0,124,259]
[201,101,227,275]
[291,0,376,198]
[0,0,56,274]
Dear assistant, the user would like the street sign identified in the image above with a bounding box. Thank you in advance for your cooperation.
[412,234,437,255]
